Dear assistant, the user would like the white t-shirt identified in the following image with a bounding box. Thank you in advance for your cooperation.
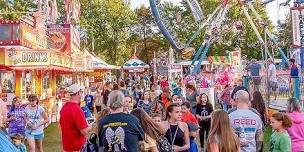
[229,109,263,152]
[268,64,277,82]
[25,105,45,135]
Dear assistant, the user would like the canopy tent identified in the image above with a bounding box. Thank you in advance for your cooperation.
[92,55,120,70]
[123,55,149,70]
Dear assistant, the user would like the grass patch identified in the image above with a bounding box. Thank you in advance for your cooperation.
[263,125,272,152]
[43,123,62,152]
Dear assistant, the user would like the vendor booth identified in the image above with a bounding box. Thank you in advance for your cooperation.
[123,54,149,72]
[88,54,120,85]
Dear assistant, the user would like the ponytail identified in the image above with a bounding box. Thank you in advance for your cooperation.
[272,112,292,128]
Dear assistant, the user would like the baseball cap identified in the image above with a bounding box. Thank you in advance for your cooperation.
[188,122,200,132]
[68,84,85,94]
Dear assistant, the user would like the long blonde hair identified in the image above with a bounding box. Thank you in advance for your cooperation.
[207,110,240,152]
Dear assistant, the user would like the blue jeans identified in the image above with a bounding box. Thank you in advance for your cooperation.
[222,102,229,111]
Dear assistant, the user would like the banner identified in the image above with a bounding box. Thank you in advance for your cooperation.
[0,48,5,65]
[291,7,304,47]
[208,56,231,64]
[71,24,81,55]
[47,24,71,55]
[21,25,48,49]
[51,51,73,68]
[186,0,204,23]
[5,49,50,66]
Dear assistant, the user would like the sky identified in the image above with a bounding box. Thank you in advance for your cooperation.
[130,0,291,27]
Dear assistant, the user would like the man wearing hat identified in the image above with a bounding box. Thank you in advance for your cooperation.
[60,84,90,152]
[245,59,261,91]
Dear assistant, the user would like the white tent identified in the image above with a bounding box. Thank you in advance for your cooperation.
[122,55,149,70]
[92,55,120,70]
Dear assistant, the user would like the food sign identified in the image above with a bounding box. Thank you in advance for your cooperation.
[47,24,71,55]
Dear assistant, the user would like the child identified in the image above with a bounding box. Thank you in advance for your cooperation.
[84,89,94,114]
[137,90,152,114]
[269,112,292,152]
[80,101,95,124]
[188,122,200,152]
[124,95,134,114]
[181,102,198,124]
[151,113,162,124]
[11,134,26,152]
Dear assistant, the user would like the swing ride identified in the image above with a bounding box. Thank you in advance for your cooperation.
[149,0,292,74]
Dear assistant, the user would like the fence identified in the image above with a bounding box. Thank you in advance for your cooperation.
[244,75,304,102]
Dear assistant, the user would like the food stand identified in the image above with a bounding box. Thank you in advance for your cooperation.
[88,54,120,86]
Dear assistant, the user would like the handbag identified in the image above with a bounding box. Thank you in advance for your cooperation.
[156,136,173,152]
[26,106,39,134]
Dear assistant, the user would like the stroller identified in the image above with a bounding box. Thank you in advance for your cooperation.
[0,129,19,152]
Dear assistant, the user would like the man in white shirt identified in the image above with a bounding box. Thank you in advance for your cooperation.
[267,58,278,100]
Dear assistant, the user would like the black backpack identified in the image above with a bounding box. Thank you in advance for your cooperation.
[156,136,173,152]
[81,133,101,152]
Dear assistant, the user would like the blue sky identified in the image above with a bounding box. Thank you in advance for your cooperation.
[130,0,290,27]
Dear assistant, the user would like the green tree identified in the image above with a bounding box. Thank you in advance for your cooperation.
[130,5,170,63]
[276,14,292,57]
[0,1,36,19]
[80,0,136,65]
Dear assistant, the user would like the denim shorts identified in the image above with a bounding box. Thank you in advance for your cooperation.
[25,132,44,140]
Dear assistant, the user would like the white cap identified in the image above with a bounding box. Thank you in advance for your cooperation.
[68,84,85,94]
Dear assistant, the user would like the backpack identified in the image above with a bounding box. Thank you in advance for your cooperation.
[156,136,173,152]
[81,133,100,152]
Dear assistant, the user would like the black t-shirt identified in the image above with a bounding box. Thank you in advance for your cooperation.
[98,113,144,152]
[195,103,213,126]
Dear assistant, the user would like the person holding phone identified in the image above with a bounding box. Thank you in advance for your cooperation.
[25,94,49,152]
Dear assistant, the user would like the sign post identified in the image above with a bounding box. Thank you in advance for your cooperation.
[291,6,304,100]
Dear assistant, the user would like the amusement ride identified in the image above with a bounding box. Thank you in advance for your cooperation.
[149,0,297,74]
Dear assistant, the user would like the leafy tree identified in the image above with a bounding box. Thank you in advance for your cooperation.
[130,5,170,63]
[0,1,37,19]
[275,14,292,57]
[80,0,137,65]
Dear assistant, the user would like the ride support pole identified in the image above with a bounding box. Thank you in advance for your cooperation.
[293,77,300,100]
[243,76,250,90]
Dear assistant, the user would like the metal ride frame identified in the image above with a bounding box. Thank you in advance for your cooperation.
[150,0,289,74]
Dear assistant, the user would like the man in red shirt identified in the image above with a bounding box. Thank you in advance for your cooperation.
[60,84,90,152]
[181,102,198,124]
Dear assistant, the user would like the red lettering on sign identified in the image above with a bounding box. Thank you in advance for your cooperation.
[234,119,257,125]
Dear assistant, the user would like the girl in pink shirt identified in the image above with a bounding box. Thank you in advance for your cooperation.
[286,98,304,152]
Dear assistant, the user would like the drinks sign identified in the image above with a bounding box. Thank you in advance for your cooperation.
[5,49,50,66]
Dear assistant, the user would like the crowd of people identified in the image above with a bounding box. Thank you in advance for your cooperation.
[0,58,303,152]
[59,71,303,152]
[0,95,48,152]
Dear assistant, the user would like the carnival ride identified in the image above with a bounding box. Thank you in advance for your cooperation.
[150,0,290,74]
